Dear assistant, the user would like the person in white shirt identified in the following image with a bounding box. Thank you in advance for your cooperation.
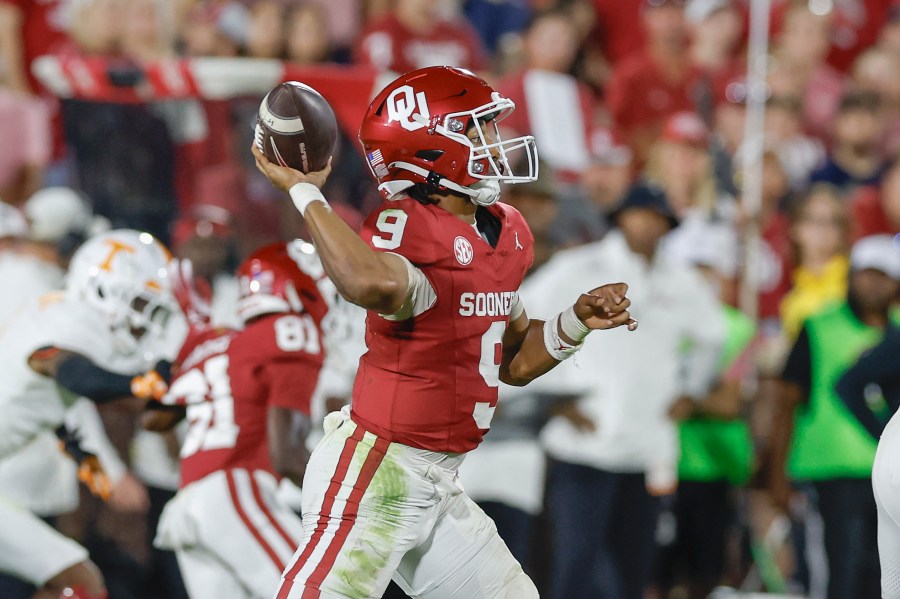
[524,182,726,599]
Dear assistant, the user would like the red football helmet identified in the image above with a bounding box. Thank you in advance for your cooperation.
[236,240,332,325]
[358,66,538,206]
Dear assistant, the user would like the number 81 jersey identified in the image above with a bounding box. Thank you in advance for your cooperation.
[354,197,534,453]
[162,312,324,487]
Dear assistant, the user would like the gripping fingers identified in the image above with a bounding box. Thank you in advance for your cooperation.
[604,310,633,328]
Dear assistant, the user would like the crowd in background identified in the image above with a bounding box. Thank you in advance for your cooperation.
[2,0,900,598]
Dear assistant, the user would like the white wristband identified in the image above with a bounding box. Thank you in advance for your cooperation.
[543,312,584,362]
[559,305,590,343]
[289,182,329,216]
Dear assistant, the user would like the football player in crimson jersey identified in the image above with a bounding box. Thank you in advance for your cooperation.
[252,66,637,599]
[146,241,332,599]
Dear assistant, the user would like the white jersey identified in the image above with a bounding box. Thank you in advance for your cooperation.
[0,292,154,461]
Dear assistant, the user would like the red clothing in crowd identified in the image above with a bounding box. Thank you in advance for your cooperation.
[353,13,487,74]
[606,51,700,162]
[851,186,900,241]
[0,0,69,93]
[759,212,793,320]
[588,0,644,65]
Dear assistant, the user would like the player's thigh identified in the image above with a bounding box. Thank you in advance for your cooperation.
[395,492,538,599]
[158,470,302,598]
[0,497,88,587]
[278,422,436,599]
[875,425,900,599]
[176,547,253,599]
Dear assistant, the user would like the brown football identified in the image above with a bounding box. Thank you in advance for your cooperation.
[255,81,338,173]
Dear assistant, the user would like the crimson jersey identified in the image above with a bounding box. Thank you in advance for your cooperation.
[353,197,534,453]
[163,313,324,487]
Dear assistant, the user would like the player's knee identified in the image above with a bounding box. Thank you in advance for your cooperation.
[498,569,538,599]
[43,561,106,599]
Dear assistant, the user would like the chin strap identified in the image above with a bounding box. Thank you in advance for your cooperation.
[382,162,501,206]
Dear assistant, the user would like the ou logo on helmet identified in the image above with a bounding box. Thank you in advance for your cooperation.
[386,85,431,132]
[454,236,474,266]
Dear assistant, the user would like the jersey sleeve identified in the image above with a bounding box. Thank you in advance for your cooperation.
[360,199,439,267]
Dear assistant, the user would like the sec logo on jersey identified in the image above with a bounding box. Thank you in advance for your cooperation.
[454,236,473,266]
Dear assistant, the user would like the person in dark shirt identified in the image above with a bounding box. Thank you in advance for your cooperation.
[809,91,888,194]
[772,234,900,599]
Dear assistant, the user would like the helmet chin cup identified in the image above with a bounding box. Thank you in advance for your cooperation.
[468,181,501,207]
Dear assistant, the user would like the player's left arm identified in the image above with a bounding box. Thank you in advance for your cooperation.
[500,282,637,386]
[28,347,168,405]
[264,355,318,486]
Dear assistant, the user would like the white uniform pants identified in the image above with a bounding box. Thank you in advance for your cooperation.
[0,495,87,586]
[274,414,537,599]
[875,413,900,598]
[155,468,304,599]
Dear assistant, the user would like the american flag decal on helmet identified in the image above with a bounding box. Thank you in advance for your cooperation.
[367,149,390,178]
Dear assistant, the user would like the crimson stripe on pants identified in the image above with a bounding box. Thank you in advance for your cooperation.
[301,435,391,599]
[225,469,284,571]
[276,425,366,599]
[250,471,300,549]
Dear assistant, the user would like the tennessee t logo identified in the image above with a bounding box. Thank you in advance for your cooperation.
[515,232,523,251]
[98,240,135,271]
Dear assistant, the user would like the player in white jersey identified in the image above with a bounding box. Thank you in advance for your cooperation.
[0,229,175,599]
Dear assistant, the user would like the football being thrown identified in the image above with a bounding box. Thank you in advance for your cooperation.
[255,81,338,173]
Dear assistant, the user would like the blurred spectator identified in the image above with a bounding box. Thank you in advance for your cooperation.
[851,48,900,157]
[646,112,719,220]
[285,4,332,65]
[577,127,633,220]
[771,235,900,599]
[245,1,284,59]
[527,182,725,599]
[743,149,796,322]
[780,185,850,341]
[121,0,176,62]
[659,226,755,599]
[68,0,124,56]
[880,3,900,57]
[180,1,249,58]
[0,0,70,94]
[302,0,362,59]
[851,160,900,240]
[710,76,747,197]
[768,3,844,141]
[586,0,645,67]
[686,0,745,118]
[0,88,50,204]
[498,9,597,176]
[463,0,531,56]
[810,90,887,192]
[765,94,825,192]
[822,0,892,73]
[606,0,698,165]
[353,0,487,73]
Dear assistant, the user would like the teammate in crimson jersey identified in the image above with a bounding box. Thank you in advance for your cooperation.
[252,66,637,599]
[148,241,331,599]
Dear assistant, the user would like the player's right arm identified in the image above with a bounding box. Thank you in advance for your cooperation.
[251,144,410,314]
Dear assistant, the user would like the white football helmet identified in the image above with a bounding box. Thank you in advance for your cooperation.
[66,229,175,354]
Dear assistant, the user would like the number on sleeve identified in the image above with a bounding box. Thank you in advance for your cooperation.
[371,209,408,250]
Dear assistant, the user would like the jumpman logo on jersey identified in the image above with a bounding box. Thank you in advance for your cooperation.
[514,232,523,251]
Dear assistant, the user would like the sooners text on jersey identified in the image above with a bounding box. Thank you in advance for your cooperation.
[164,312,324,487]
[354,197,534,452]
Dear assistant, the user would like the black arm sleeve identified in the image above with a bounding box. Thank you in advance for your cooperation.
[55,352,134,404]
[782,327,813,403]
[836,328,900,439]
